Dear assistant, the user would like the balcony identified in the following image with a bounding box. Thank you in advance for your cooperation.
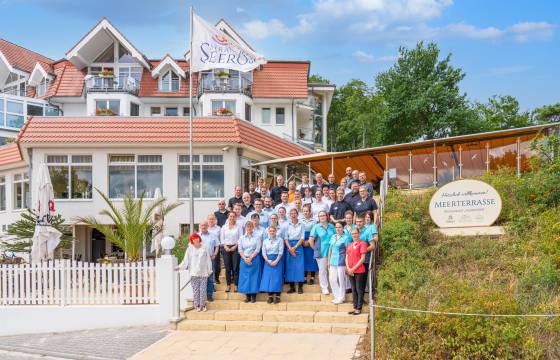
[85,75,139,96]
[282,128,322,150]
[198,71,252,98]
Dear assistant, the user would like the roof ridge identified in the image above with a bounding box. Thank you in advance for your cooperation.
[0,38,54,63]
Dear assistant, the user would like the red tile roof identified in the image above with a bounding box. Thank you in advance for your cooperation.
[18,117,311,158]
[139,60,196,97]
[0,143,23,166]
[253,61,310,98]
[0,39,53,74]
[46,60,86,97]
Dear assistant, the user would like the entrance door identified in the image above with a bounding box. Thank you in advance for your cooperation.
[91,229,106,261]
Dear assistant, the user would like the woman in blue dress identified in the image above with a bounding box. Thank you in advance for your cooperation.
[237,220,262,303]
[284,208,305,294]
[301,204,318,285]
[259,226,284,304]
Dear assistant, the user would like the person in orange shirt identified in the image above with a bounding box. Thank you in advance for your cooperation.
[288,180,297,203]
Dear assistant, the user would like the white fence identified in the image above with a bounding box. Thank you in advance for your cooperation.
[0,260,157,306]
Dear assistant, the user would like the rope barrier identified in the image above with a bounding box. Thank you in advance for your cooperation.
[371,304,560,318]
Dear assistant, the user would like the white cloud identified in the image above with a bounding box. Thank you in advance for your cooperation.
[353,50,398,63]
[235,7,245,14]
[446,22,504,39]
[241,15,313,40]
[487,65,532,76]
[507,21,555,43]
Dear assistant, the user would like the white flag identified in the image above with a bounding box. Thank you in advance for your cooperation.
[190,13,266,72]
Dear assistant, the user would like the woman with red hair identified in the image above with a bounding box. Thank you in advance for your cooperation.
[178,233,213,312]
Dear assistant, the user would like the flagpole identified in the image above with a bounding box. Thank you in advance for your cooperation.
[188,6,195,235]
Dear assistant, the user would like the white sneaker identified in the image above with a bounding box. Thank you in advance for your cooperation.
[333,299,344,304]
[322,289,330,295]
[330,299,337,304]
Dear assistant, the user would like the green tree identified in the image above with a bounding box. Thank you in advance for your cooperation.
[77,189,181,261]
[308,74,331,84]
[475,95,533,131]
[532,102,560,123]
[375,41,479,144]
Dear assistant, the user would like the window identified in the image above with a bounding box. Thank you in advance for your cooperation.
[108,154,163,198]
[130,103,140,116]
[118,67,142,90]
[212,100,235,116]
[27,103,44,116]
[6,100,24,128]
[37,79,50,97]
[13,173,30,210]
[46,155,93,199]
[261,108,271,125]
[94,43,115,63]
[95,100,120,116]
[275,108,285,125]
[160,71,180,92]
[178,154,224,199]
[245,103,251,122]
[150,107,161,116]
[183,107,190,116]
[0,176,5,211]
[165,107,178,116]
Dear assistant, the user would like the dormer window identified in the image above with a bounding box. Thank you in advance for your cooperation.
[160,71,180,92]
[37,78,50,97]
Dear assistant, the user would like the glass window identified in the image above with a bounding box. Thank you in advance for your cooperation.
[160,71,180,92]
[178,154,224,199]
[262,108,271,124]
[37,79,49,97]
[182,107,190,116]
[27,103,44,116]
[6,100,24,128]
[46,154,92,199]
[436,145,458,186]
[212,100,235,116]
[108,155,162,198]
[275,108,285,125]
[150,107,161,116]
[130,103,140,116]
[95,100,120,116]
[45,106,60,116]
[460,143,486,178]
[94,43,115,63]
[411,150,434,188]
[245,103,251,122]
[13,172,30,210]
[0,176,5,211]
[165,107,178,116]
[387,152,410,188]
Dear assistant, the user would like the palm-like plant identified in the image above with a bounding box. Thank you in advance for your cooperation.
[77,188,182,261]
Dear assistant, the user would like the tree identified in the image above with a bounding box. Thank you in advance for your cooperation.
[308,74,331,84]
[1,210,73,254]
[532,102,560,124]
[375,42,478,144]
[475,95,533,131]
[77,189,181,261]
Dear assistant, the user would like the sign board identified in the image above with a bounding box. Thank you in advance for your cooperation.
[429,179,502,228]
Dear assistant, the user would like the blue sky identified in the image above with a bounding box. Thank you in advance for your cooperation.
[1,0,557,110]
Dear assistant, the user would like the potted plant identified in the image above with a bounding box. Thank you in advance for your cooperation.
[100,69,114,78]
[214,107,233,116]
[96,108,116,116]
[215,71,230,79]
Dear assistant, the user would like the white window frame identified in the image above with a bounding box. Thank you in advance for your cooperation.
[261,107,271,125]
[178,154,224,199]
[108,154,163,199]
[211,100,236,116]
[150,106,162,116]
[95,99,120,116]
[164,107,179,116]
[275,107,285,125]
[159,70,180,92]
[5,99,24,129]
[13,172,29,210]
[46,155,93,200]
[37,78,50,97]
[0,175,6,212]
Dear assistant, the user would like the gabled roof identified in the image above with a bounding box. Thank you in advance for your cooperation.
[18,116,311,158]
[139,59,196,97]
[28,62,52,86]
[0,143,23,168]
[66,18,150,69]
[0,38,54,74]
[151,55,186,78]
[253,61,310,98]
[46,60,86,97]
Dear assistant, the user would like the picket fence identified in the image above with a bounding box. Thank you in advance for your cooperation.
[0,260,158,306]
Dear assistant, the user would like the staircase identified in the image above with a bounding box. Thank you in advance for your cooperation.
[178,276,368,335]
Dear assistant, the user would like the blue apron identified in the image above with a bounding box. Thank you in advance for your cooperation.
[259,253,284,293]
[303,230,319,272]
[238,256,262,294]
[285,239,305,282]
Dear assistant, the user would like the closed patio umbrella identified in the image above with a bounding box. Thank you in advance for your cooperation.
[149,187,164,258]
[31,164,62,263]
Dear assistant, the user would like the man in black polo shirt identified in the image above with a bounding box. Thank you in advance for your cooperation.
[248,182,261,203]
[270,175,288,205]
[228,185,243,210]
[214,199,229,227]
[329,187,352,224]
[344,181,360,208]
[327,173,339,190]
[352,186,378,218]
[241,192,254,217]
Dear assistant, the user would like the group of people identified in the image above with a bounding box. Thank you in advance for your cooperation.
[179,167,379,316]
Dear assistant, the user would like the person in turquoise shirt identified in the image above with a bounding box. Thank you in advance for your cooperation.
[328,222,351,304]
[309,211,336,295]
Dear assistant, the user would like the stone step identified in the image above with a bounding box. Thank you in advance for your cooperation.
[184,309,368,324]
[212,291,322,302]
[177,319,367,335]
[204,299,355,313]
[214,282,323,293]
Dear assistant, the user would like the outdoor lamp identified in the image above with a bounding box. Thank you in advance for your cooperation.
[161,236,176,255]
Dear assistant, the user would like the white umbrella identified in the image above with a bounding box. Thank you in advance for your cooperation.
[30,164,62,263]
[150,187,164,257]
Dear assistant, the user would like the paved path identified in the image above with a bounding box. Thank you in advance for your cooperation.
[0,349,67,360]
[0,326,169,360]
[131,331,360,360]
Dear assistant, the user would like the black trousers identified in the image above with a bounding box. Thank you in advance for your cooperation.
[214,249,221,281]
[220,246,240,286]
[349,272,367,310]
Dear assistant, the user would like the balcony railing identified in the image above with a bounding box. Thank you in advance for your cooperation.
[198,72,252,97]
[85,75,139,95]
